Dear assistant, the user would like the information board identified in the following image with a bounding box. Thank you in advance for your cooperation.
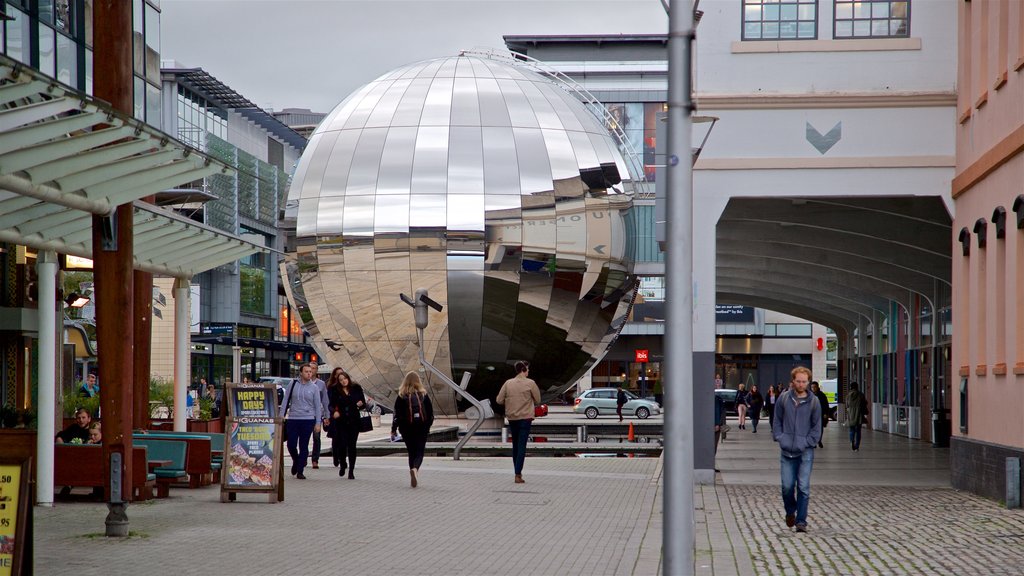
[227,383,279,419]
[221,383,283,502]
[224,419,278,490]
[0,460,28,576]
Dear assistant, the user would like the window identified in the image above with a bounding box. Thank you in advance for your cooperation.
[834,0,909,39]
[742,0,817,40]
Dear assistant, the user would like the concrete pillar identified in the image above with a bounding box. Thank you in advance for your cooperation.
[35,250,58,506]
[173,277,191,432]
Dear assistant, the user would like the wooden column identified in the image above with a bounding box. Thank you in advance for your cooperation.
[93,0,134,531]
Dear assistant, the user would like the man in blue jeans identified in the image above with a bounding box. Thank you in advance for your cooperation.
[496,361,541,484]
[772,366,821,533]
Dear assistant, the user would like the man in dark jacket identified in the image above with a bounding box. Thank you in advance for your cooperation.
[772,366,821,533]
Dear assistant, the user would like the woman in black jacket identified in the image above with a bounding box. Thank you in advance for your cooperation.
[745,385,765,433]
[391,371,434,488]
[327,368,366,479]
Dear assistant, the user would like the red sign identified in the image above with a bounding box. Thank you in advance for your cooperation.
[635,349,649,363]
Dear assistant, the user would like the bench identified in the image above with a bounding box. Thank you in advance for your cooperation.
[53,444,157,500]
[131,438,189,496]
[134,433,217,487]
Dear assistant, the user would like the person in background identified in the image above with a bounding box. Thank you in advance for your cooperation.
[205,383,221,419]
[765,384,779,430]
[735,383,749,430]
[86,422,102,444]
[811,381,830,448]
[845,382,869,452]
[308,361,328,469]
[772,366,822,534]
[746,384,765,433]
[55,408,91,444]
[78,373,99,398]
[616,386,628,422]
[326,368,365,479]
[713,391,725,471]
[391,371,434,488]
[496,360,541,484]
[279,363,323,480]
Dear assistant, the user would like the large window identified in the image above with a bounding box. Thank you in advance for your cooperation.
[742,0,817,40]
[834,0,909,39]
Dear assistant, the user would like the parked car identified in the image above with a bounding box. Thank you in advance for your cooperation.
[257,376,294,405]
[573,388,661,419]
[715,388,739,417]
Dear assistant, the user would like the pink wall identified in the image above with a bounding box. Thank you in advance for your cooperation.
[952,0,1024,448]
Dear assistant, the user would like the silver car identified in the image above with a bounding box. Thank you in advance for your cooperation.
[573,389,662,419]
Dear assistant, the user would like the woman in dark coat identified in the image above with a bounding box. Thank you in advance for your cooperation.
[745,384,765,433]
[811,381,830,448]
[391,371,434,488]
[327,368,366,479]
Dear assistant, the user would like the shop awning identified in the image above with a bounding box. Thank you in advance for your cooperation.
[0,53,273,276]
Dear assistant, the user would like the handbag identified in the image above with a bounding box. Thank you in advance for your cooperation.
[281,380,297,442]
[358,410,373,433]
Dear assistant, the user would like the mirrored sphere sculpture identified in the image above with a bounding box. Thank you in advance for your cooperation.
[282,54,637,415]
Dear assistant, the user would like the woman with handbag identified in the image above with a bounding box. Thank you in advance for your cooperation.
[391,371,434,488]
[327,368,366,479]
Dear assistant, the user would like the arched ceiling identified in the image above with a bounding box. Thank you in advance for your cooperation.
[716,196,952,336]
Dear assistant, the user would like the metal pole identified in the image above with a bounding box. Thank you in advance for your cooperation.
[173,278,190,432]
[664,0,695,573]
[35,250,58,506]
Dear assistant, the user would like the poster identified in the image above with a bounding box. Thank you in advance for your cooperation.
[224,419,277,489]
[0,462,25,576]
[227,383,277,418]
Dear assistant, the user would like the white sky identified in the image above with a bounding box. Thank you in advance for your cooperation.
[160,0,668,113]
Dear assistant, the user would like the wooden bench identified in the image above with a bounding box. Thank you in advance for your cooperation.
[53,444,157,500]
[131,439,189,496]
[135,433,217,487]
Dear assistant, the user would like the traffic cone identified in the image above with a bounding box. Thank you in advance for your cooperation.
[628,421,635,442]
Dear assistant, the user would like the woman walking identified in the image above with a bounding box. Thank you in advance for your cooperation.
[735,383,749,430]
[765,384,778,430]
[745,384,764,433]
[327,368,366,479]
[391,371,434,488]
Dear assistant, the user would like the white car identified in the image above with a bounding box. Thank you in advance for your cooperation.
[573,388,662,419]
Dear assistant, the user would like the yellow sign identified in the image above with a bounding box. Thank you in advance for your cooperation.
[0,464,21,576]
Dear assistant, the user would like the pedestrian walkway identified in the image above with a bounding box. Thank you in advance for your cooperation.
[31,416,1024,575]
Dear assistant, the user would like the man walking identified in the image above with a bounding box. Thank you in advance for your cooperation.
[496,361,540,484]
[772,366,821,533]
[309,361,329,469]
[846,382,868,451]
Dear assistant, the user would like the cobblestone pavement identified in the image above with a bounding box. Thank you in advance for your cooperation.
[725,484,1024,576]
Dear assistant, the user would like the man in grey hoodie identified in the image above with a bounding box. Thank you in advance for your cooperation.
[772,366,821,533]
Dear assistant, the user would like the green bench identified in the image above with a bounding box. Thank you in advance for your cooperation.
[132,438,189,497]
[135,433,219,487]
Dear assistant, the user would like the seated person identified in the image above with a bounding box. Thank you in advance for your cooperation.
[56,408,92,444]
[78,373,99,398]
[87,422,102,444]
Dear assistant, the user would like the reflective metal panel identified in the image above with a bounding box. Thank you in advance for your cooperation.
[284,54,636,416]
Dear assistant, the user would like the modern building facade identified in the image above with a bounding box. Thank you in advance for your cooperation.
[507,1,957,480]
[270,107,327,139]
[155,64,313,384]
[951,0,1024,501]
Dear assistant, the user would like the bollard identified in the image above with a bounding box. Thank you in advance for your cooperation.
[1008,457,1021,509]
[501,426,508,443]
[577,426,585,443]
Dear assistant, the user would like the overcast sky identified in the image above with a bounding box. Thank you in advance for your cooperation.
[161,0,668,113]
